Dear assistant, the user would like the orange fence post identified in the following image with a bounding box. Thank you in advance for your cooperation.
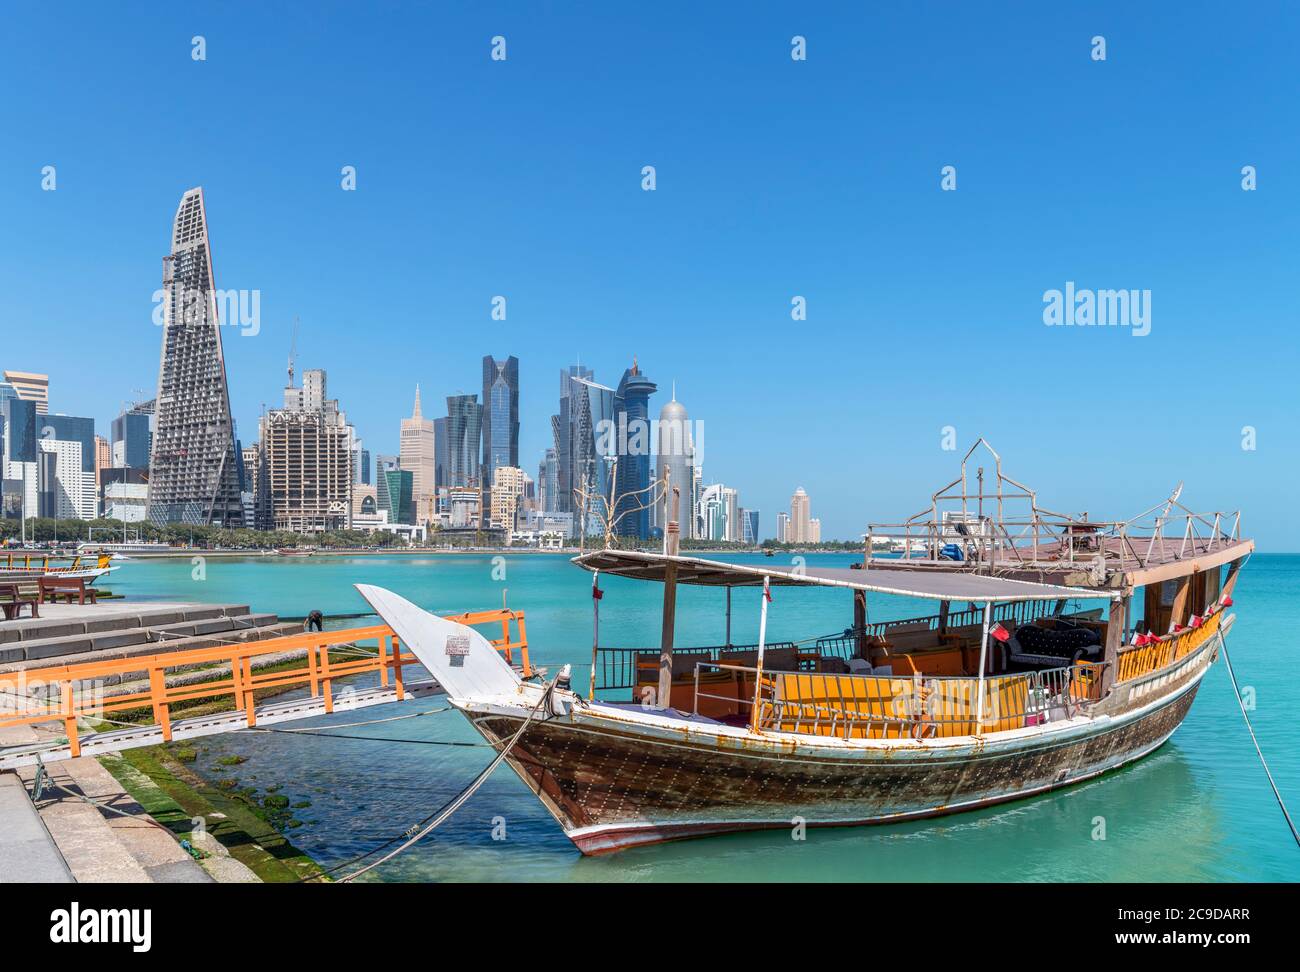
[243,656,257,727]
[308,642,320,698]
[509,615,525,675]
[230,655,244,714]
[392,635,405,701]
[378,634,390,687]
[320,640,333,714]
[148,665,172,742]
[61,682,80,758]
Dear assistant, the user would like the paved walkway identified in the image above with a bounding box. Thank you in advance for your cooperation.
[0,724,247,883]
[0,769,72,882]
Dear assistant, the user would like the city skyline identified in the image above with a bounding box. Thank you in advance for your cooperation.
[2,6,1294,543]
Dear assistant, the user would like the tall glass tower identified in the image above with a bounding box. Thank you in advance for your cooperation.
[613,359,657,538]
[480,355,519,486]
[445,394,483,488]
[563,375,615,536]
[552,364,592,515]
[147,188,244,526]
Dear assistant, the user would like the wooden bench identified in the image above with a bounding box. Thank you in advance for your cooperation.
[37,575,99,605]
[0,582,40,619]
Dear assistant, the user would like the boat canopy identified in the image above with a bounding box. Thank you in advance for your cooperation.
[572,549,1116,603]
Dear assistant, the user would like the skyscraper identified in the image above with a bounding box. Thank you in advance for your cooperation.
[94,434,110,485]
[790,487,812,543]
[3,396,39,516]
[42,414,98,521]
[539,447,558,513]
[2,371,49,415]
[552,364,592,516]
[480,355,519,487]
[2,398,36,464]
[557,373,615,536]
[655,386,694,539]
[147,187,244,526]
[445,394,483,489]
[375,454,399,519]
[399,386,436,524]
[612,358,657,538]
[259,368,354,532]
[434,417,448,491]
[383,466,414,526]
[38,438,90,519]
[111,409,151,470]
[489,465,526,532]
[42,415,94,478]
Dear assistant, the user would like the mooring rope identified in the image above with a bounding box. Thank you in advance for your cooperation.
[1218,632,1300,848]
[245,705,453,731]
[306,673,561,883]
[247,726,488,747]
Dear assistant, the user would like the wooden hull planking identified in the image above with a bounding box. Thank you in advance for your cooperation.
[469,638,1216,855]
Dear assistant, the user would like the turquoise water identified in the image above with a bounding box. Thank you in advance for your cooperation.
[108,552,1300,881]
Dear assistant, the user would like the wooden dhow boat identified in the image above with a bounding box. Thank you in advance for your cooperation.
[0,550,118,583]
[359,441,1252,855]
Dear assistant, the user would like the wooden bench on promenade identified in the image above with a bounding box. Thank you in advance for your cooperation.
[37,576,99,606]
[0,582,40,620]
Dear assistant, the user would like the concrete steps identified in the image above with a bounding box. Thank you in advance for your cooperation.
[0,603,250,645]
[2,607,300,668]
[22,757,212,883]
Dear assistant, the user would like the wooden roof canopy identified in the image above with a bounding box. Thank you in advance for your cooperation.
[572,550,1117,603]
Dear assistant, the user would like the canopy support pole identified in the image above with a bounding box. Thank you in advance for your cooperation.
[1102,593,1128,694]
[853,590,867,657]
[725,585,732,647]
[589,570,600,701]
[657,487,682,709]
[750,576,771,732]
[974,600,991,733]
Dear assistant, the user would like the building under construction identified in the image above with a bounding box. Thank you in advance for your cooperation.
[146,187,245,527]
[259,369,354,532]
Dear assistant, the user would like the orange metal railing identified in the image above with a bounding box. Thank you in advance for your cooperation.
[0,607,530,757]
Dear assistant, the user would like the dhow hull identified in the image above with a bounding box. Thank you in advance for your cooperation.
[470,645,1213,855]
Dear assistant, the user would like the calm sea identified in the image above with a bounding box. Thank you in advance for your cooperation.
[108,551,1300,881]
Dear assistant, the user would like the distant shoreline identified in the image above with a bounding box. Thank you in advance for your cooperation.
[117,546,861,560]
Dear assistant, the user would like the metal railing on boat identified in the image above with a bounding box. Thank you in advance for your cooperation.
[592,642,798,698]
[691,660,1107,740]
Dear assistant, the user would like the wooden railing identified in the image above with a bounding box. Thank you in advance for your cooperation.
[756,663,1106,740]
[1114,611,1221,683]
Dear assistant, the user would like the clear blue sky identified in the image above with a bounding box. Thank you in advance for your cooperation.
[2,2,1296,545]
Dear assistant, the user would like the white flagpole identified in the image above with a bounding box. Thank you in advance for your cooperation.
[751,576,771,731]
[974,600,991,732]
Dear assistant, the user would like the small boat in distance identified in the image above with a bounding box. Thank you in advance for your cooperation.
[276,548,316,557]
[77,540,171,555]
[0,550,119,583]
[360,440,1252,854]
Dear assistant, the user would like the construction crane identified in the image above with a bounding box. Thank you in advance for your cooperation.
[287,316,300,388]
